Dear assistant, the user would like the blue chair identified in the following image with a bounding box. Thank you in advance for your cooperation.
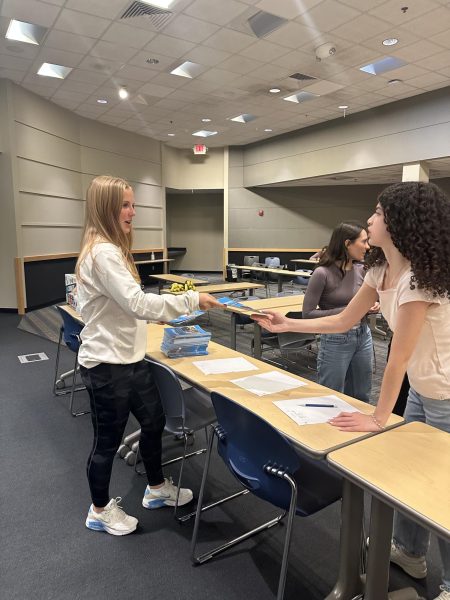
[191,392,343,599]
[134,359,217,521]
[52,306,89,417]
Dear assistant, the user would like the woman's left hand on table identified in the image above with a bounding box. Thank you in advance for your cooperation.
[329,411,381,432]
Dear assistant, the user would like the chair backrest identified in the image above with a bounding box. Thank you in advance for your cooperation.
[277,311,316,348]
[211,392,341,515]
[264,256,280,268]
[243,255,259,267]
[146,359,185,431]
[56,306,83,353]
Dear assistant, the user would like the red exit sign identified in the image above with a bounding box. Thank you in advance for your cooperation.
[193,144,207,155]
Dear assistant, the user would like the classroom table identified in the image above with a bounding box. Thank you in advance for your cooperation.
[290,258,319,267]
[161,281,265,296]
[149,273,207,292]
[234,265,312,293]
[223,294,304,354]
[328,422,450,600]
[145,322,403,600]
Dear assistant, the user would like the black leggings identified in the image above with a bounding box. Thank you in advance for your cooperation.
[80,360,166,507]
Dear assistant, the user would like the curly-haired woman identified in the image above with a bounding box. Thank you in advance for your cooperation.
[302,222,376,402]
[252,181,450,600]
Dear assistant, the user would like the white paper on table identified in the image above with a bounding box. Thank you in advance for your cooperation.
[231,370,306,396]
[193,357,258,375]
[274,394,358,426]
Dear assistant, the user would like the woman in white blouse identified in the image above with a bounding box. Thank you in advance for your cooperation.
[76,175,220,536]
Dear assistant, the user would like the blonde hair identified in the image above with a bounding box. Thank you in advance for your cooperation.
[76,175,140,283]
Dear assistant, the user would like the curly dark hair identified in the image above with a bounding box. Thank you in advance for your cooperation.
[365,181,450,298]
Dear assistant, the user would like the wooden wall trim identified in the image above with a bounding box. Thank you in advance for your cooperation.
[23,248,165,262]
[14,257,26,315]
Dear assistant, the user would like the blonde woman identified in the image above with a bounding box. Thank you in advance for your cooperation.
[76,175,220,536]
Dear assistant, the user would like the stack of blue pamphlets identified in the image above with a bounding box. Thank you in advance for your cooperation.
[161,325,211,358]
[168,310,205,326]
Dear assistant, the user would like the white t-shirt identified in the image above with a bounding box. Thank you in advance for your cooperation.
[365,264,450,400]
[77,242,199,368]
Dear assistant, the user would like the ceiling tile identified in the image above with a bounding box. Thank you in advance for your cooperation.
[217,54,265,75]
[139,81,175,97]
[415,50,450,71]
[197,67,241,84]
[43,30,97,54]
[113,64,159,82]
[256,0,324,19]
[184,0,249,26]
[406,71,449,89]
[203,28,255,53]
[369,0,441,25]
[144,34,195,59]
[297,0,361,32]
[332,14,391,43]
[65,0,127,20]
[53,9,111,38]
[0,54,33,71]
[393,40,448,63]
[265,21,321,50]
[240,39,290,62]
[181,45,232,67]
[34,47,84,68]
[162,15,220,43]
[67,68,109,85]
[0,67,26,83]
[91,40,138,62]
[431,30,450,50]
[101,22,157,49]
[362,26,421,55]
[400,6,450,38]
[0,0,60,28]
[247,62,291,82]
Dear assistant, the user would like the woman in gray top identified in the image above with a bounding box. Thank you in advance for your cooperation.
[303,222,375,402]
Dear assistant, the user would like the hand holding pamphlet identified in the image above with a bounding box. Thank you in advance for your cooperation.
[217,297,266,315]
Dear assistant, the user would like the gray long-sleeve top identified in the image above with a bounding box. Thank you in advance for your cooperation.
[302,262,365,319]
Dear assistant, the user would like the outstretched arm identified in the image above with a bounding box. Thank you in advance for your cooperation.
[252,282,378,334]
[329,300,430,431]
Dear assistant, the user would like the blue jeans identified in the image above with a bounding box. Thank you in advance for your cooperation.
[317,323,372,402]
[393,388,450,592]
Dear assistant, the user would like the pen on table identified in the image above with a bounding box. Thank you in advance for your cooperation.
[304,403,336,408]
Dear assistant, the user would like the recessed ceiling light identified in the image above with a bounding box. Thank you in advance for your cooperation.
[388,78,403,85]
[338,105,348,109]
[97,99,108,104]
[360,56,407,75]
[118,86,129,99]
[264,128,273,132]
[139,0,175,8]
[382,38,398,46]
[283,91,319,103]
[146,58,159,64]
[269,88,281,93]
[229,113,256,123]
[192,130,218,137]
[170,61,203,79]
[6,19,47,45]
[201,118,211,122]
[37,62,72,79]
[167,133,175,136]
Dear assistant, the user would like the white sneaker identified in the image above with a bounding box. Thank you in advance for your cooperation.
[85,498,138,536]
[142,477,193,509]
[390,542,427,578]
[434,587,450,600]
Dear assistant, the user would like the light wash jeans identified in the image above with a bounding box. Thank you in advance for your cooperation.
[317,323,373,402]
[393,387,450,592]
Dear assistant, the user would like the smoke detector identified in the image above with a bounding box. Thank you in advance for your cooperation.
[315,42,336,61]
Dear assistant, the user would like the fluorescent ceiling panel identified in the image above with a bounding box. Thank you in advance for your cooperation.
[360,56,407,75]
[283,91,319,103]
[170,60,203,78]
[139,0,174,8]
[5,19,47,45]
[230,113,256,123]
[192,130,218,137]
[37,62,72,79]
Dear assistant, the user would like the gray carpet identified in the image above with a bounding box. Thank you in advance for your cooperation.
[2,308,442,600]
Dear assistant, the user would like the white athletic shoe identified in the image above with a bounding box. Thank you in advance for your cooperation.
[390,542,427,579]
[433,587,450,600]
[85,497,138,536]
[142,477,193,509]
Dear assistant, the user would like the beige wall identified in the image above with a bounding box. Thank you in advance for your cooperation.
[242,88,450,187]
[163,145,225,190]
[0,79,164,309]
[166,192,223,271]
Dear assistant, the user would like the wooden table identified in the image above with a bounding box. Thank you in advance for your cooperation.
[149,273,208,292]
[146,323,402,600]
[223,294,304,355]
[161,282,265,296]
[234,265,311,293]
[328,422,450,600]
[135,258,173,277]
[291,258,319,267]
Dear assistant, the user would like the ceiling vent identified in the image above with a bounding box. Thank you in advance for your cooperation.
[121,1,173,30]
[247,10,288,38]
[289,72,316,82]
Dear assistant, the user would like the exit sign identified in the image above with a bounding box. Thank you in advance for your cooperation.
[193,144,207,155]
